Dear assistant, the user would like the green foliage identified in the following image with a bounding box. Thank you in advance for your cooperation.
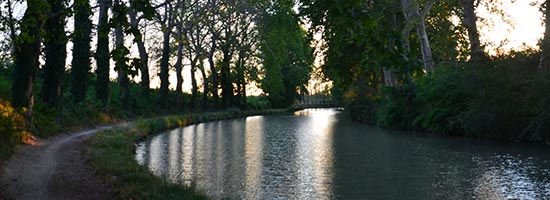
[368,50,550,144]
[521,72,550,144]
[0,62,13,99]
[376,84,420,130]
[247,95,271,110]
[260,0,313,108]
[0,100,26,161]
[413,65,474,134]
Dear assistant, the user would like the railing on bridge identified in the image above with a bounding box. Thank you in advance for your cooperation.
[295,94,336,108]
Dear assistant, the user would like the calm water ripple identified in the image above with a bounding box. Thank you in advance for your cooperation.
[135,108,550,199]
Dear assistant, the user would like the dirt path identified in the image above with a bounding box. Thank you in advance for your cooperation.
[0,125,121,200]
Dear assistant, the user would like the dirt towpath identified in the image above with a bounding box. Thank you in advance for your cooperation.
[0,125,121,200]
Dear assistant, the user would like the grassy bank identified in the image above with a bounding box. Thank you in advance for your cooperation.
[86,109,294,199]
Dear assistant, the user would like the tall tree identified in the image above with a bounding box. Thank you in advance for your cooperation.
[113,0,130,109]
[174,21,184,110]
[462,0,487,63]
[205,0,221,108]
[43,0,68,107]
[128,0,154,97]
[12,0,48,114]
[95,0,111,103]
[260,0,312,108]
[70,0,92,103]
[540,0,550,71]
[157,0,174,106]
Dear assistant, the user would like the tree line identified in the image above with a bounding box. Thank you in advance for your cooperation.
[298,0,550,143]
[1,0,313,119]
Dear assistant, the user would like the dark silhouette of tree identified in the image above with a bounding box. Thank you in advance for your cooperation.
[12,0,48,115]
[462,0,488,63]
[112,0,130,109]
[95,0,111,103]
[540,0,550,71]
[43,0,68,107]
[70,0,92,103]
[157,0,174,107]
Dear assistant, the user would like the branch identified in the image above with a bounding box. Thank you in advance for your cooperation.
[420,0,435,19]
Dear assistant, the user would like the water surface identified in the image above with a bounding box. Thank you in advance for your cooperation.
[135,109,550,199]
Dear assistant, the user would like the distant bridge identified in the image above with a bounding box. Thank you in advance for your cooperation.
[295,94,338,108]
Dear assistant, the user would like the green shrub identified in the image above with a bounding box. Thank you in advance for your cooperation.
[0,100,26,160]
[247,95,271,110]
[521,72,550,144]
[376,84,421,130]
[413,65,474,134]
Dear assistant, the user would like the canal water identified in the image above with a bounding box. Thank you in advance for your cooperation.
[135,108,550,199]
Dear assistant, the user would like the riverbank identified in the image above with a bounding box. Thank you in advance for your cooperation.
[347,54,550,146]
[86,108,295,199]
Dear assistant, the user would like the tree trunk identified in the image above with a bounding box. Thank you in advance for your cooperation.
[236,52,246,108]
[199,60,209,110]
[540,0,550,71]
[43,0,68,108]
[114,0,129,110]
[415,19,435,72]
[400,0,435,72]
[174,24,184,111]
[383,11,399,87]
[95,0,111,103]
[70,0,92,103]
[207,36,219,108]
[159,4,173,106]
[129,6,150,97]
[220,43,233,108]
[463,0,487,63]
[190,57,198,110]
[12,0,47,116]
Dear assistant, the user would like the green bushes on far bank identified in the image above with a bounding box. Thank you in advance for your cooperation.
[351,51,550,144]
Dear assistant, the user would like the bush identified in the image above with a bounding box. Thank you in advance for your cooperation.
[376,83,421,130]
[521,72,550,144]
[413,65,475,134]
[247,95,271,110]
[0,100,26,160]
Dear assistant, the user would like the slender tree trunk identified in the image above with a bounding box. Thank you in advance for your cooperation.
[400,0,435,72]
[236,52,246,108]
[199,60,209,110]
[190,57,198,110]
[71,0,92,103]
[95,0,111,103]
[540,0,550,71]
[463,0,486,63]
[383,11,399,87]
[12,0,47,116]
[220,43,233,108]
[129,6,150,97]
[114,0,129,110]
[207,36,219,108]
[43,0,68,108]
[414,13,435,72]
[159,4,173,106]
[174,24,184,111]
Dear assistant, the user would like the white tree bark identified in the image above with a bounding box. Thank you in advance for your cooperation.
[400,0,435,72]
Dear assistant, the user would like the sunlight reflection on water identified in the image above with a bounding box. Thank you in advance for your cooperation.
[135,108,550,200]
